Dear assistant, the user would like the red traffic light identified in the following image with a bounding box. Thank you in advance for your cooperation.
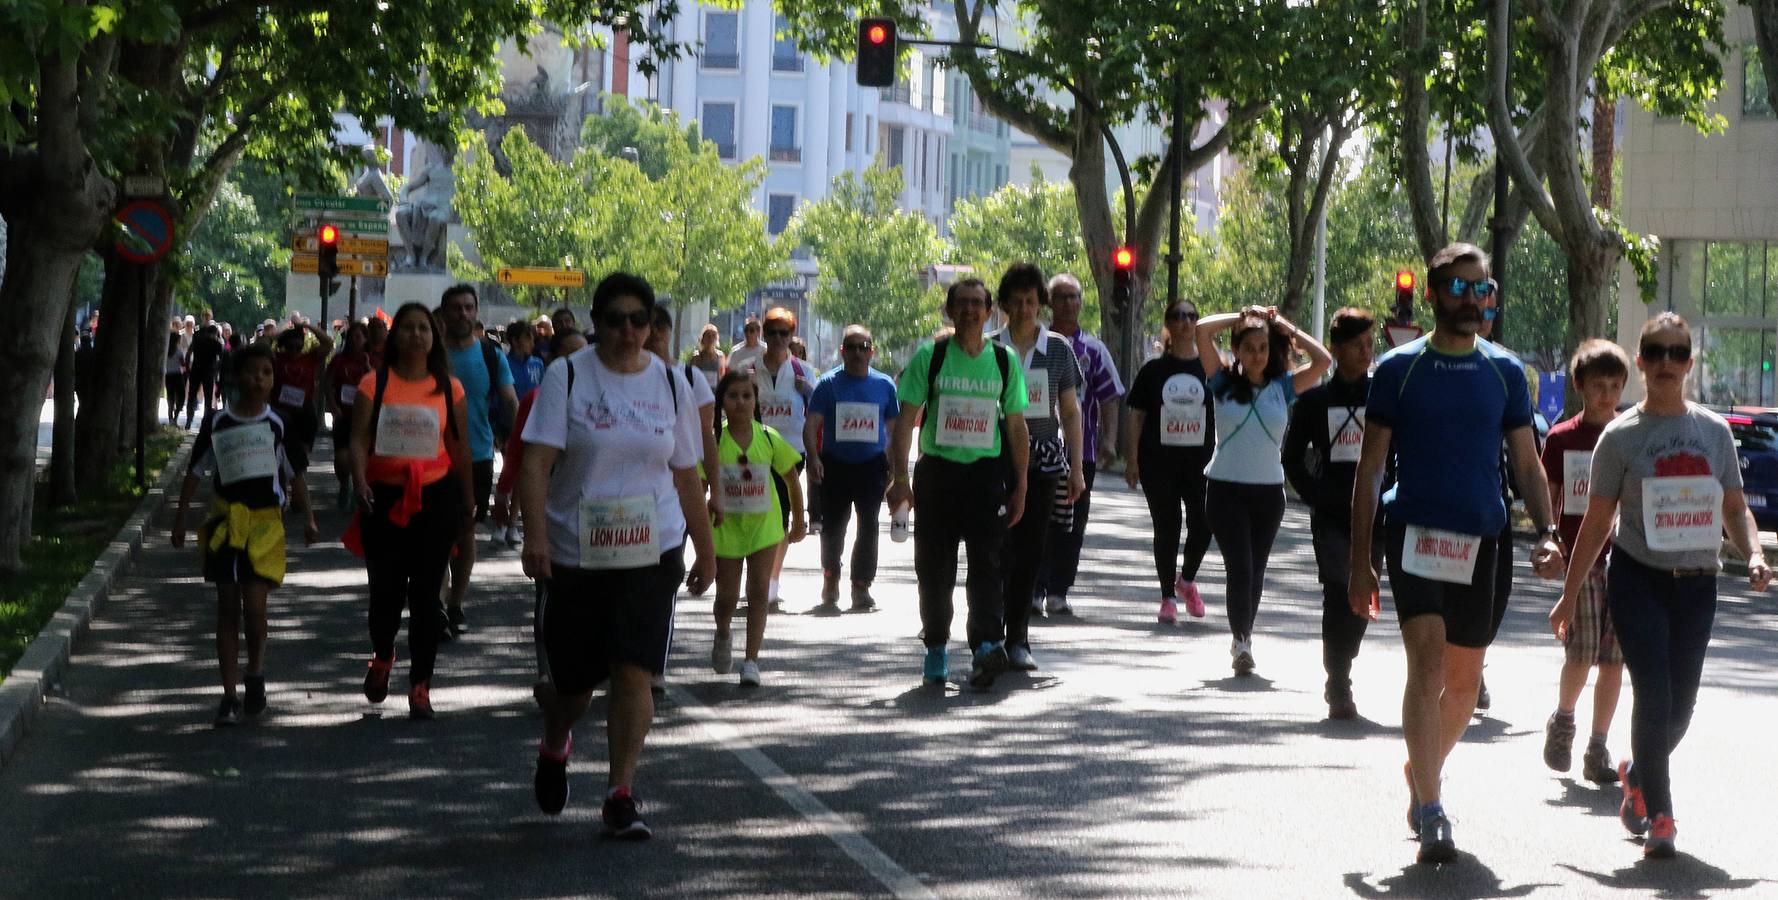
[1113,246,1136,270]
[1394,270,1415,291]
[319,224,340,245]
[867,23,888,44]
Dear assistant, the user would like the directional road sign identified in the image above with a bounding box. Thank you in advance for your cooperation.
[297,215,388,236]
[291,254,388,278]
[293,235,388,256]
[293,193,390,214]
[497,267,585,288]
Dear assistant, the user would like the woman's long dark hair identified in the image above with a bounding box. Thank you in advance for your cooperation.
[384,302,453,396]
[167,331,182,356]
[712,370,762,442]
[1214,315,1291,404]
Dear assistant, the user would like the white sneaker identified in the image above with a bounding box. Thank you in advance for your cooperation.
[1045,594,1073,616]
[712,633,733,674]
[1231,638,1255,675]
[739,660,761,686]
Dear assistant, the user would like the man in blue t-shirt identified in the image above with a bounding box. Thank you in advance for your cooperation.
[805,325,900,610]
[439,284,517,637]
[1347,243,1565,865]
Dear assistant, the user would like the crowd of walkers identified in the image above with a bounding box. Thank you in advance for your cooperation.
[166,244,1767,861]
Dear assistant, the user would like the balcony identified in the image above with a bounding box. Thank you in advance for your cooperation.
[770,146,802,163]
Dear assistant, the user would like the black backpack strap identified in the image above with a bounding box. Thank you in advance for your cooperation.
[481,338,500,396]
[368,364,390,455]
[927,337,949,405]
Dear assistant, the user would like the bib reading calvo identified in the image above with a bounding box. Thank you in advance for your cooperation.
[1159,403,1207,447]
[579,495,659,569]
[720,463,773,514]
[1024,368,1050,421]
[1401,525,1483,585]
[935,395,997,450]
[835,402,879,443]
[1563,450,1592,516]
[1642,475,1722,552]
[376,404,441,459]
[212,423,277,485]
[1328,407,1365,463]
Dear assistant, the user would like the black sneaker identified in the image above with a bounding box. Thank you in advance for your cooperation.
[849,585,877,611]
[1475,677,1491,712]
[968,642,1009,690]
[535,749,570,815]
[448,606,468,637]
[1543,713,1576,772]
[602,788,651,840]
[214,695,243,727]
[243,675,267,716]
[1325,684,1358,721]
[1416,814,1458,864]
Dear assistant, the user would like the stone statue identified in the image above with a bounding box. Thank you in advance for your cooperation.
[395,141,456,272]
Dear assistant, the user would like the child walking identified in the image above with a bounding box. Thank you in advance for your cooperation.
[172,343,320,726]
[706,372,805,686]
[1540,340,1632,782]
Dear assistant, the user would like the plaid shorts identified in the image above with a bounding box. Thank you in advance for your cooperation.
[1564,564,1622,666]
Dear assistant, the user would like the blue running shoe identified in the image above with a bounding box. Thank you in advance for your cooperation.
[1417,812,1457,864]
[922,647,948,685]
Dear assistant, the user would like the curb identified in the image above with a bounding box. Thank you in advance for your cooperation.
[0,432,196,768]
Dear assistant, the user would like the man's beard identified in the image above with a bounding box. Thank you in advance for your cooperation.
[1434,303,1483,335]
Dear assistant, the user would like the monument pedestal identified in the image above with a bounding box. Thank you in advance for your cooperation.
[385,272,456,311]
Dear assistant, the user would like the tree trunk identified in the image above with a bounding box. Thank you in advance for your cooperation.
[1562,236,1619,409]
[0,223,98,573]
[49,292,79,505]
[75,249,142,482]
[1752,1,1778,119]
[1592,92,1616,211]
[140,272,174,434]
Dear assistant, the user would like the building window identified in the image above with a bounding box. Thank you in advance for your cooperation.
[770,105,800,162]
[885,125,906,169]
[701,102,737,159]
[845,113,854,153]
[1747,47,1774,118]
[865,115,873,153]
[929,61,946,117]
[768,194,796,235]
[702,12,739,70]
[772,15,804,73]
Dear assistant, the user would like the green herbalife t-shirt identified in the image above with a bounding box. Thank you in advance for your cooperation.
[897,338,1028,464]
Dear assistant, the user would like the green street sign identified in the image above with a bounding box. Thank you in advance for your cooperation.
[297,215,388,235]
[293,193,390,214]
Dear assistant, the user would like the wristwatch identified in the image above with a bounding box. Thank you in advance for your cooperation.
[1541,525,1562,543]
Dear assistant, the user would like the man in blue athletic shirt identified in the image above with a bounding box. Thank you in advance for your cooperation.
[1347,243,1565,865]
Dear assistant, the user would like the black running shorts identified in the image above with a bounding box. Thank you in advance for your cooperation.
[543,551,685,694]
[1384,520,1500,649]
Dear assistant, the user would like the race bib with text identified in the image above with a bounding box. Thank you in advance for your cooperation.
[1402,525,1483,585]
[720,462,773,514]
[934,395,997,450]
[375,404,441,460]
[1025,368,1051,421]
[1159,403,1207,448]
[212,423,277,486]
[1328,407,1365,463]
[1642,475,1722,552]
[835,402,880,443]
[278,384,307,408]
[1563,450,1593,517]
[579,495,659,569]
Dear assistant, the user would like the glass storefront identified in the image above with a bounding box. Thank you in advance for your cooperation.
[1665,239,1778,406]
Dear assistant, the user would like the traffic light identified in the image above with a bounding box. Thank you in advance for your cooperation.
[1112,245,1135,306]
[856,18,896,87]
[1392,269,1416,322]
[317,224,341,283]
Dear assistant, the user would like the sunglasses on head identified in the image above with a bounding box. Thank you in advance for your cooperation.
[600,309,651,330]
[1166,308,1200,322]
[1444,276,1498,301]
[1639,342,1692,363]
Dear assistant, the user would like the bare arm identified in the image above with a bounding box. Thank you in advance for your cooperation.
[1550,494,1621,639]
[699,403,722,526]
[1123,407,1147,489]
[449,396,475,517]
[804,412,826,484]
[1507,424,1565,578]
[1196,314,1243,381]
[886,402,920,512]
[1346,420,1394,618]
[1004,412,1031,527]
[519,445,560,579]
[1281,320,1333,394]
[1059,386,1084,503]
[1722,489,1771,591]
[674,465,716,595]
[171,474,201,548]
[349,395,375,506]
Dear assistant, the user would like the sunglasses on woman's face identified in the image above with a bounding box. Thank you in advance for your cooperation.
[1166,309,1199,323]
[1639,342,1692,364]
[601,309,651,331]
[765,327,792,338]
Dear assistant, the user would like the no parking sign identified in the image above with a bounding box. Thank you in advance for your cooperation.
[114,200,173,264]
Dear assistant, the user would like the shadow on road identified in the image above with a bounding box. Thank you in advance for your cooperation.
[1344,855,1553,898]
[1559,856,1773,899]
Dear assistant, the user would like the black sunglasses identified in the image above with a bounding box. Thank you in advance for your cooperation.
[843,342,873,352]
[600,309,651,331]
[1639,343,1692,363]
[1166,308,1199,322]
[764,327,792,338]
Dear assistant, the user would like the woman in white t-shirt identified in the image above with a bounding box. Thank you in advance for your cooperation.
[518,272,715,841]
[1196,305,1331,676]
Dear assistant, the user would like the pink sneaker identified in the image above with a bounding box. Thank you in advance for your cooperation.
[1174,573,1189,599]
[1181,582,1207,618]
[1158,596,1178,624]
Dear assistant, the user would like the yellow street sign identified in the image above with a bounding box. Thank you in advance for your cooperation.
[497,267,585,288]
[293,235,389,256]
[290,254,389,277]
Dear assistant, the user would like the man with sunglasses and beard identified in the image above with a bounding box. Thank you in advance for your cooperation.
[1347,243,1565,864]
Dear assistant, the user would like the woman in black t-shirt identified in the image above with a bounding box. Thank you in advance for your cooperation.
[1123,299,1216,625]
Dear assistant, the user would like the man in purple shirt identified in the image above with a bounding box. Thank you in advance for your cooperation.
[1037,273,1125,615]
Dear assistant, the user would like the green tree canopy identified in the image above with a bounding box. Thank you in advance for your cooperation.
[949,169,1104,332]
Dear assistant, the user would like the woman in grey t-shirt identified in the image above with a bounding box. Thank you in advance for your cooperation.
[1552,311,1770,860]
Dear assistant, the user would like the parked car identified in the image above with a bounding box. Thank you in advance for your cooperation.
[1706,406,1778,532]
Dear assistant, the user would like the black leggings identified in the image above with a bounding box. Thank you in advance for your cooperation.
[185,371,216,425]
[164,372,186,422]
[361,477,462,685]
[1002,466,1059,650]
[1139,458,1212,596]
[818,454,888,585]
[1205,479,1286,640]
[1606,550,1717,818]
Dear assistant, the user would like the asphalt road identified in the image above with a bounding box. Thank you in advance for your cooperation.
[4,439,1777,899]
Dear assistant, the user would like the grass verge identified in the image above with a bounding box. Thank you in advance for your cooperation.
[0,427,184,681]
